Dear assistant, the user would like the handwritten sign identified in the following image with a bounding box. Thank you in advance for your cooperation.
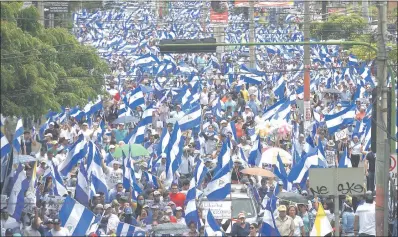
[201,201,231,219]
[325,150,336,167]
[309,168,365,196]
[335,128,348,141]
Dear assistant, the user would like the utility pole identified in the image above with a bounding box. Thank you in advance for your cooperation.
[303,0,311,135]
[249,0,255,69]
[375,1,389,236]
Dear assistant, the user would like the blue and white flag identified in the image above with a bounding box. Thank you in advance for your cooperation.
[260,196,281,236]
[156,127,170,156]
[248,136,261,166]
[204,161,231,201]
[338,148,352,168]
[12,119,24,153]
[59,196,98,236]
[179,103,202,131]
[165,123,185,184]
[43,161,68,197]
[325,105,356,134]
[75,161,90,206]
[59,134,88,176]
[86,142,109,197]
[127,87,145,111]
[1,130,11,159]
[216,139,232,171]
[116,222,138,237]
[7,164,29,221]
[123,120,146,144]
[287,150,322,184]
[140,104,154,125]
[185,178,201,229]
[143,171,159,189]
[194,159,208,187]
[204,210,224,236]
[122,150,133,190]
[274,153,288,190]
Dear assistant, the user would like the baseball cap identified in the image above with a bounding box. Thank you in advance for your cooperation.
[238,212,245,219]
[151,204,159,209]
[95,204,104,209]
[278,205,287,212]
[53,218,60,224]
[143,204,149,209]
[104,204,111,209]
[176,206,183,211]
[154,190,161,196]
[109,145,116,149]
[220,120,227,124]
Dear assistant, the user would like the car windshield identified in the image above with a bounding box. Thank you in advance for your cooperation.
[232,198,255,218]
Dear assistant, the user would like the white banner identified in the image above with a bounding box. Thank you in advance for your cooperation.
[201,201,231,219]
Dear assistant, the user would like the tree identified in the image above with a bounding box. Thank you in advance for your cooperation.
[310,13,367,40]
[1,3,109,118]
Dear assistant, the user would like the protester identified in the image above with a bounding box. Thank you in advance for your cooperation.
[275,205,295,236]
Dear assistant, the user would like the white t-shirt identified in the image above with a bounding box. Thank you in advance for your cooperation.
[355,203,376,236]
[48,227,70,236]
[105,167,123,188]
[350,141,362,155]
[292,215,304,237]
[79,129,92,141]
[200,92,209,106]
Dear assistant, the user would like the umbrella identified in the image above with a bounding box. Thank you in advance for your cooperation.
[13,155,37,164]
[111,116,139,124]
[277,192,309,204]
[241,167,275,178]
[112,144,150,158]
[261,147,292,165]
[152,223,190,235]
[322,88,342,94]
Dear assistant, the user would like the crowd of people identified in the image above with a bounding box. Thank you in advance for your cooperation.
[1,1,397,237]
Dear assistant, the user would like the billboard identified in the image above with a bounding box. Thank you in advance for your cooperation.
[210,1,228,24]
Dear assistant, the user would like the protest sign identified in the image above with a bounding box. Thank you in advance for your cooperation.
[201,201,231,219]
[335,128,348,141]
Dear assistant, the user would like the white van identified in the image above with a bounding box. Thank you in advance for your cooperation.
[199,184,260,233]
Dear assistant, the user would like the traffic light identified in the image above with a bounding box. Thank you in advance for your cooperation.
[159,38,217,54]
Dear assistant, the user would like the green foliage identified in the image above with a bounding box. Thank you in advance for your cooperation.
[1,3,109,118]
[310,13,367,40]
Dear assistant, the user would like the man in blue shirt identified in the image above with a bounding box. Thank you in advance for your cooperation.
[113,123,127,143]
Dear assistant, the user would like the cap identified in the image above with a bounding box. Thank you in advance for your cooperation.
[238,212,245,219]
[83,122,88,126]
[141,163,148,168]
[49,122,55,126]
[233,158,242,164]
[176,206,183,211]
[112,200,119,206]
[165,207,173,213]
[299,134,304,138]
[154,190,161,196]
[220,120,227,124]
[45,133,53,137]
[143,204,149,208]
[245,105,250,109]
[53,218,60,224]
[278,180,284,185]
[278,205,287,212]
[151,204,159,209]
[118,123,124,125]
[95,204,104,209]
[109,145,116,149]
[161,153,167,158]
[104,204,111,209]
[337,103,342,107]
[46,219,53,224]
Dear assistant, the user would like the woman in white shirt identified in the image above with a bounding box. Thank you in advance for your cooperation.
[349,135,363,167]
[288,205,305,237]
